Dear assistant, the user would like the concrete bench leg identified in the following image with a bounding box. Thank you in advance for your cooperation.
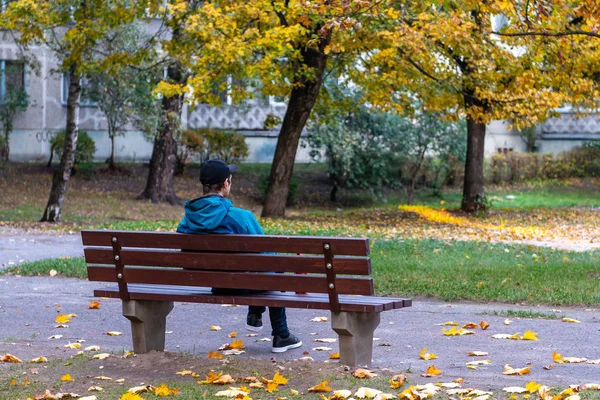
[331,311,380,367]
[122,300,174,354]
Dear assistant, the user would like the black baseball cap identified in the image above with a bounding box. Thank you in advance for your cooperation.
[199,159,238,185]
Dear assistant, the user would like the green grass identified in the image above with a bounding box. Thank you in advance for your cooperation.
[479,310,561,320]
[4,257,88,279]
[373,239,600,305]
[399,183,600,210]
[5,239,599,306]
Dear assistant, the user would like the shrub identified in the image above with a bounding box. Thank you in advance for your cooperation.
[487,146,600,184]
[48,130,97,165]
[177,128,249,174]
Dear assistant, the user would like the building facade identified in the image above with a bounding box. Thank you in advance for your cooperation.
[2,39,598,163]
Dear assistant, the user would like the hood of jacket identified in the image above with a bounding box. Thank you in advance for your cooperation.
[179,195,232,232]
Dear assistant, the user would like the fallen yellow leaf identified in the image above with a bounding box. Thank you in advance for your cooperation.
[85,346,100,352]
[526,381,542,393]
[353,368,378,378]
[563,357,588,363]
[88,301,100,309]
[522,331,538,341]
[1,353,22,363]
[211,325,222,331]
[442,327,474,336]
[128,385,155,394]
[29,356,48,363]
[153,383,180,396]
[503,364,531,375]
[466,360,491,366]
[329,352,340,359]
[266,381,279,393]
[422,365,442,377]
[208,351,224,359]
[561,318,581,323]
[93,353,110,360]
[355,387,383,398]
[463,322,478,329]
[94,376,113,380]
[64,343,81,349]
[390,374,406,389]
[55,314,71,324]
[468,351,488,356]
[270,371,288,386]
[553,350,564,364]
[61,373,74,382]
[175,369,192,376]
[228,332,237,338]
[88,386,103,392]
[308,380,332,392]
[419,348,438,360]
[479,321,490,330]
[503,387,528,393]
[106,331,122,336]
[198,370,234,385]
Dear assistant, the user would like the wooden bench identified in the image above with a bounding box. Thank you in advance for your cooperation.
[82,230,411,366]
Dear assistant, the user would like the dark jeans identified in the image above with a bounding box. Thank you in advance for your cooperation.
[211,288,289,338]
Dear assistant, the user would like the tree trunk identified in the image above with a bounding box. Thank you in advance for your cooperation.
[330,183,338,203]
[406,178,415,205]
[109,134,116,170]
[138,63,183,205]
[461,95,487,212]
[261,39,330,218]
[2,126,10,163]
[47,143,55,167]
[41,66,81,222]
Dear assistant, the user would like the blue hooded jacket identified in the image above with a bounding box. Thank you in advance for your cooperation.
[176,194,264,235]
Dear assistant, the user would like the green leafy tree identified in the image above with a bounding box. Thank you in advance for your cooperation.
[87,24,162,171]
[0,60,29,163]
[1,0,150,221]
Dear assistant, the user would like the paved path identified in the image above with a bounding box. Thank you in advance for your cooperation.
[1,276,599,390]
[0,229,83,269]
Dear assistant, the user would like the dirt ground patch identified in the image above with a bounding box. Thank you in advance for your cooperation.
[0,349,392,399]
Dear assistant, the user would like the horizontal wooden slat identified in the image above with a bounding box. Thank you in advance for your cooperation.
[88,266,374,295]
[94,285,411,312]
[83,248,371,275]
[124,284,409,311]
[81,230,369,256]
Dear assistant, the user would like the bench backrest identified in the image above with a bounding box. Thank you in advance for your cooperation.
[81,230,372,312]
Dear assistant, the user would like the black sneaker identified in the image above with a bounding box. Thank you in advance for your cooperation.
[272,334,302,353]
[246,314,263,332]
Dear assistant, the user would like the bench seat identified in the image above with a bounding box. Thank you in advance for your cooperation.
[95,284,412,313]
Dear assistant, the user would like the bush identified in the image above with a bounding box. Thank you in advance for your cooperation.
[487,146,600,184]
[49,130,97,165]
[177,128,249,174]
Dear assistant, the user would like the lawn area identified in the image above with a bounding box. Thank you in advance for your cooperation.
[1,162,599,305]
[7,238,600,306]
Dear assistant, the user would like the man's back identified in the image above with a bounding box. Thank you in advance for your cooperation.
[176,194,263,235]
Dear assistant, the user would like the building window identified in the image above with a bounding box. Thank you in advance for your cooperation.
[61,73,98,107]
[0,60,26,102]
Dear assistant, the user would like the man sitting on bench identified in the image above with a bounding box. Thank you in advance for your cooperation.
[176,159,303,353]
